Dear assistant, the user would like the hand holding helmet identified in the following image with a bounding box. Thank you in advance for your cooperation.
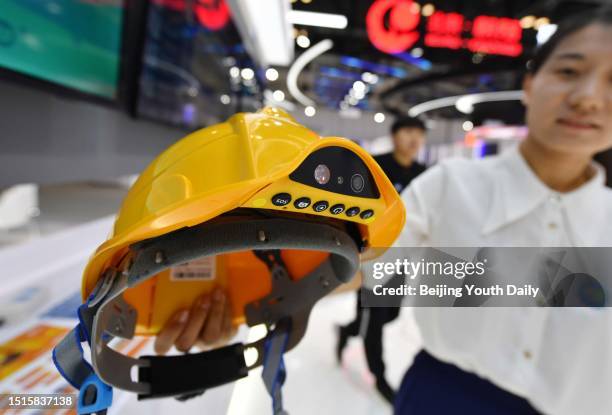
[154,288,237,355]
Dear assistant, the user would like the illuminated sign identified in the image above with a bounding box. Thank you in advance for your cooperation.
[153,0,230,31]
[366,0,421,53]
[366,0,524,57]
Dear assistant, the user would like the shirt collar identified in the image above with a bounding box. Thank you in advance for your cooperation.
[482,145,607,239]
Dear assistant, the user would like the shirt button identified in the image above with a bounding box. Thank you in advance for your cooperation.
[523,350,533,360]
[549,194,562,203]
[548,222,558,230]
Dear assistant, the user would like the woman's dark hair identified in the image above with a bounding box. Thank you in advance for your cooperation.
[391,116,427,134]
[528,6,612,74]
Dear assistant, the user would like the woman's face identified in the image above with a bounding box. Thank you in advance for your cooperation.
[523,24,612,157]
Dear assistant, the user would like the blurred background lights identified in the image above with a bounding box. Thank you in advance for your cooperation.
[534,17,551,30]
[297,35,311,48]
[422,4,435,16]
[537,24,558,45]
[229,66,240,78]
[374,112,385,123]
[520,15,536,29]
[240,67,254,80]
[304,106,316,116]
[352,80,366,93]
[272,90,285,101]
[462,121,474,131]
[411,47,424,58]
[265,68,279,81]
[220,94,231,105]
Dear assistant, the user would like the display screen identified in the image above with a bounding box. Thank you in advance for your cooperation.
[0,0,124,98]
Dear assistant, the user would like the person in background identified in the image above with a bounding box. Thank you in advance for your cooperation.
[336,116,427,404]
[393,8,612,414]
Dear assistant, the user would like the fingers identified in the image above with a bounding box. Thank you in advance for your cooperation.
[154,309,189,355]
[155,288,235,355]
[200,288,226,344]
[221,300,238,343]
[175,294,211,352]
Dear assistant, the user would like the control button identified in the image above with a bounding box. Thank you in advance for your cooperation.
[350,174,365,193]
[272,193,291,206]
[360,209,374,220]
[346,207,360,217]
[313,201,329,212]
[294,197,311,209]
[330,204,345,215]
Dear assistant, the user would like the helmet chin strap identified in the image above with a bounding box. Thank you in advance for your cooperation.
[53,218,359,415]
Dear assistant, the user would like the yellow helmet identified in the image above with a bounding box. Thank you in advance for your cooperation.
[53,108,405,413]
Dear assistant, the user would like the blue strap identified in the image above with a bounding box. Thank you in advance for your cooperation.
[77,373,113,414]
[262,319,291,415]
[52,286,114,414]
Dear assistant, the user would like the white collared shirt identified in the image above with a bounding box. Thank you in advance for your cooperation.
[396,145,612,415]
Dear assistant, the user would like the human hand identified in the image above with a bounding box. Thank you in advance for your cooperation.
[154,287,237,355]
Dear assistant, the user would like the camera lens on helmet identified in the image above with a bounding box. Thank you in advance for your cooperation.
[350,174,364,193]
[314,164,331,185]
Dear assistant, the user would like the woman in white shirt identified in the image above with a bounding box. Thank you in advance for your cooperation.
[393,7,612,415]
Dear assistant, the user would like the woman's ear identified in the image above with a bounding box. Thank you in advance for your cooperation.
[522,74,533,106]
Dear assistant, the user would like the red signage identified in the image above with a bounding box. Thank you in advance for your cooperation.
[153,0,230,31]
[366,0,421,54]
[366,0,524,57]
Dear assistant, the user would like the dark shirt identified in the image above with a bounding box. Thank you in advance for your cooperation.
[373,153,426,194]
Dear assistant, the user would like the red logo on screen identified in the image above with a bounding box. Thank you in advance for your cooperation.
[366,0,421,54]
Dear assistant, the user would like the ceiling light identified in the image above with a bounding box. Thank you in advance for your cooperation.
[408,90,524,117]
[463,121,474,132]
[411,47,424,58]
[534,17,550,30]
[456,96,476,114]
[537,24,558,45]
[422,4,435,17]
[374,113,385,123]
[304,106,316,117]
[287,39,333,107]
[229,66,240,78]
[272,90,285,101]
[520,15,536,29]
[297,35,311,48]
[352,80,366,93]
[265,68,279,81]
[226,0,293,66]
[362,72,379,84]
[287,10,348,29]
[352,89,366,100]
[241,68,255,80]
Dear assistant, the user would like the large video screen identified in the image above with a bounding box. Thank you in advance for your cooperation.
[0,0,124,99]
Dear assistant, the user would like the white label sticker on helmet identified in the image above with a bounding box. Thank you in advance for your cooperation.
[170,256,216,281]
